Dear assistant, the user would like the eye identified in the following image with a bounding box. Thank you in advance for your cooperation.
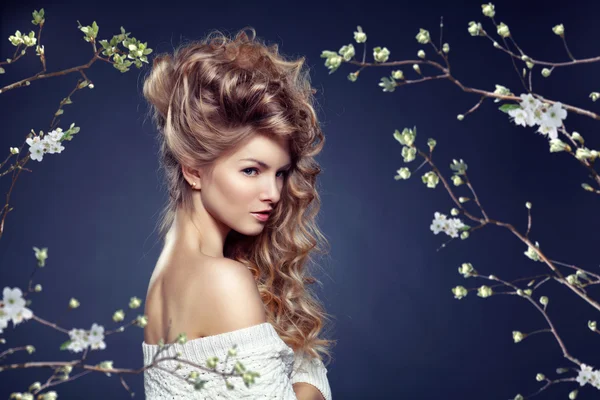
[242,167,289,178]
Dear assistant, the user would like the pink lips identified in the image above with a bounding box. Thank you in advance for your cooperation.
[251,212,269,222]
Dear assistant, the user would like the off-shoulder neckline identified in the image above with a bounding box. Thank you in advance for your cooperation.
[142,321,273,347]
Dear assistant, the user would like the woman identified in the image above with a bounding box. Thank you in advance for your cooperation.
[141,27,336,399]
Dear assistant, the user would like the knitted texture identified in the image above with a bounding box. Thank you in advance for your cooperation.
[142,322,331,399]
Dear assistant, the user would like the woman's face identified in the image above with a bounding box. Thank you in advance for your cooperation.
[198,134,292,236]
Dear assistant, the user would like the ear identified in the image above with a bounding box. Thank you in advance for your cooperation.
[181,164,202,190]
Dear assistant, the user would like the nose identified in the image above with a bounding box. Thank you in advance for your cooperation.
[259,175,282,203]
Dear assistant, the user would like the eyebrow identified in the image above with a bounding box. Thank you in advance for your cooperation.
[239,158,292,170]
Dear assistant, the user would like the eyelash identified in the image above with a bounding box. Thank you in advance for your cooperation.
[242,167,289,178]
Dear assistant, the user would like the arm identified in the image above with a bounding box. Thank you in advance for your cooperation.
[293,382,325,400]
[290,351,331,400]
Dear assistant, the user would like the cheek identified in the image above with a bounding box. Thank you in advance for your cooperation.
[219,173,254,203]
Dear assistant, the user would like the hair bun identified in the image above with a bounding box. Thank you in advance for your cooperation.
[143,54,176,131]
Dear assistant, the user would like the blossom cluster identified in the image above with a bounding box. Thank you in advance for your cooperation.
[26,128,65,162]
[0,287,34,333]
[430,211,466,238]
[66,323,106,352]
[576,364,600,389]
[507,94,567,140]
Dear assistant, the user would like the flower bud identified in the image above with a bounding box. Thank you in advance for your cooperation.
[427,138,436,151]
[526,61,534,69]
[497,22,510,38]
[512,331,525,343]
[417,49,426,59]
[347,72,358,82]
[450,208,459,216]
[354,26,367,43]
[493,41,500,48]
[477,285,493,298]
[536,373,545,381]
[590,92,600,102]
[457,114,464,121]
[68,298,80,309]
[28,382,41,392]
[206,356,219,369]
[588,320,597,330]
[442,43,450,54]
[525,202,531,209]
[468,21,483,37]
[460,231,469,240]
[481,3,495,17]
[524,289,532,296]
[10,147,19,154]
[112,309,125,322]
[412,64,421,74]
[539,296,548,306]
[395,167,411,180]
[34,284,42,292]
[25,345,35,354]
[136,314,148,328]
[549,139,570,153]
[41,392,58,400]
[458,197,470,203]
[452,175,464,186]
[415,28,430,44]
[458,263,474,276]
[129,296,142,309]
[177,332,188,344]
[552,24,565,36]
[392,70,404,80]
[571,131,584,145]
[541,68,551,77]
[581,183,593,192]
[373,47,390,63]
[452,285,468,299]
[569,389,578,399]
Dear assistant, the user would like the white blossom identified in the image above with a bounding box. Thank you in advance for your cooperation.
[1,287,34,330]
[430,212,466,238]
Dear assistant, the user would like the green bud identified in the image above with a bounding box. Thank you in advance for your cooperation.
[457,114,464,121]
[552,24,565,36]
[442,43,450,54]
[497,22,510,38]
[541,68,551,77]
[539,296,548,306]
[512,331,525,343]
[68,298,80,309]
[536,373,545,381]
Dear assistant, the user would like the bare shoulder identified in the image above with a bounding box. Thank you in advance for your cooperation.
[170,256,267,339]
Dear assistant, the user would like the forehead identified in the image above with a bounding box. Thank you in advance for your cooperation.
[228,134,291,165]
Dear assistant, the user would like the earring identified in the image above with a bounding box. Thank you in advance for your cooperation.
[191,182,196,188]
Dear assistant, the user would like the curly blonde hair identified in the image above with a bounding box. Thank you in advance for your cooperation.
[142,27,336,365]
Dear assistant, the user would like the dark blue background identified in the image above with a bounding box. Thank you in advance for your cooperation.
[1,0,599,398]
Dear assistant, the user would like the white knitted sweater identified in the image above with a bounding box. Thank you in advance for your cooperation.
[142,322,331,399]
